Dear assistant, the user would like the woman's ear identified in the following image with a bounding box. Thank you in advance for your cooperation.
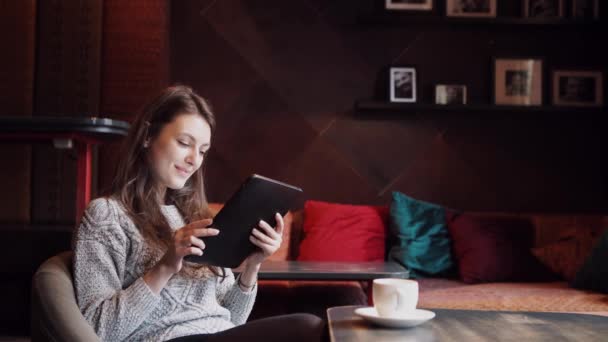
[143,121,151,148]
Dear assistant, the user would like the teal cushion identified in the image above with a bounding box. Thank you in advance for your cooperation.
[571,230,608,293]
[388,191,453,278]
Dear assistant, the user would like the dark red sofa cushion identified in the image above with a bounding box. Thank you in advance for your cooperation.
[448,213,556,284]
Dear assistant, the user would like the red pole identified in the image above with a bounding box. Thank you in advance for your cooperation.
[75,142,93,224]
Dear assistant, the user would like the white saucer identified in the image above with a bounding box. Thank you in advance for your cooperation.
[354,307,435,328]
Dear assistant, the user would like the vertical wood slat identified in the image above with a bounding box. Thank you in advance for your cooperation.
[0,0,37,334]
[32,0,102,224]
[0,0,36,223]
[98,0,169,194]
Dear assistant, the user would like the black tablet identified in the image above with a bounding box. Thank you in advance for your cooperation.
[185,174,303,268]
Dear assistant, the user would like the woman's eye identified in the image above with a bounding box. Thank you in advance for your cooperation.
[177,140,189,147]
[199,150,207,156]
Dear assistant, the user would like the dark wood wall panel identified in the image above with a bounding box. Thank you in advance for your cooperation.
[98,0,169,194]
[0,1,168,334]
[0,0,36,223]
[32,0,102,223]
[0,0,169,222]
[171,0,608,212]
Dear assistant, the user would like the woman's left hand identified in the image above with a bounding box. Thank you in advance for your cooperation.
[244,213,284,267]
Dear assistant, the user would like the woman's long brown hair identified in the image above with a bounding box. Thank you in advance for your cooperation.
[111,85,223,276]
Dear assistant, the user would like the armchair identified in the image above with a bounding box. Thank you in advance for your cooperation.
[30,251,99,342]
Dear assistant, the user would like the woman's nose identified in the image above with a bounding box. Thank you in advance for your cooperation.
[186,150,202,166]
[185,152,195,165]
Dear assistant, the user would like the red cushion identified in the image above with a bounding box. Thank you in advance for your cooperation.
[448,214,556,284]
[297,201,388,262]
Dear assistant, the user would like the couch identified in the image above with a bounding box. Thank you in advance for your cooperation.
[417,212,608,316]
[30,200,608,341]
[235,200,608,320]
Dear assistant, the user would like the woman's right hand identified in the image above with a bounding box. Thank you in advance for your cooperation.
[159,218,219,274]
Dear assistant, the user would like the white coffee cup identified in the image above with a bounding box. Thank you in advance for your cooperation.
[373,278,418,318]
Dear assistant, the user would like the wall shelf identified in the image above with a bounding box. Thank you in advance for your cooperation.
[355,100,607,117]
[357,13,605,28]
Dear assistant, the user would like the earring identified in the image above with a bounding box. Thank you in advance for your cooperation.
[143,140,150,148]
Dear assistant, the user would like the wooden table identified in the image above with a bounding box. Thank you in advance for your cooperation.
[236,260,409,281]
[235,260,409,305]
[327,305,608,342]
[0,116,130,222]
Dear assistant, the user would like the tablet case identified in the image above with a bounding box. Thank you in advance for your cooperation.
[185,174,303,268]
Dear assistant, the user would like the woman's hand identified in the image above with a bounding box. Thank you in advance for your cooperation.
[159,218,219,274]
[237,213,284,291]
[144,219,218,294]
[244,213,284,268]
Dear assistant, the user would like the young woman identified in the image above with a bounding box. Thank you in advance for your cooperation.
[72,85,325,342]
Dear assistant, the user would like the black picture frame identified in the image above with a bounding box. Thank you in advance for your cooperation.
[389,67,418,103]
[523,0,565,19]
[572,0,599,20]
[552,70,604,107]
[446,0,497,18]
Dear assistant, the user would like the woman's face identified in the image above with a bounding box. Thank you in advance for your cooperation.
[147,112,211,192]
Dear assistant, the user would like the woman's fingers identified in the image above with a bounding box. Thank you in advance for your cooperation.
[171,223,218,260]
[275,213,285,236]
[191,227,220,238]
[188,218,213,229]
[257,219,280,240]
[188,235,205,250]
[251,217,284,258]
[181,246,203,257]
[249,235,277,254]
[251,228,277,246]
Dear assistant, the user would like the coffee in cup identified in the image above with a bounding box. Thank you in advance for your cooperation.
[372,278,418,318]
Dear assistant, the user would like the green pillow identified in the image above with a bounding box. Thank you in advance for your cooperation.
[388,191,454,278]
[571,230,608,293]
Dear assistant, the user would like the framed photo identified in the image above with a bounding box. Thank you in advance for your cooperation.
[572,0,599,20]
[390,67,417,103]
[386,0,433,11]
[494,58,543,106]
[523,0,564,18]
[435,84,467,105]
[446,0,497,18]
[552,70,603,107]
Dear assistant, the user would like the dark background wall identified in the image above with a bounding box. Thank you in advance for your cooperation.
[171,0,608,212]
[0,0,606,335]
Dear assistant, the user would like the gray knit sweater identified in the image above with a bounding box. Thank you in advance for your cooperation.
[72,198,257,342]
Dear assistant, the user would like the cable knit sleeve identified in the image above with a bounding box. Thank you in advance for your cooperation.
[72,198,161,341]
[215,268,257,325]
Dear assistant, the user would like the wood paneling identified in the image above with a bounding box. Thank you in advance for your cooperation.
[98,0,169,194]
[170,0,608,212]
[0,0,36,223]
[32,0,102,223]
